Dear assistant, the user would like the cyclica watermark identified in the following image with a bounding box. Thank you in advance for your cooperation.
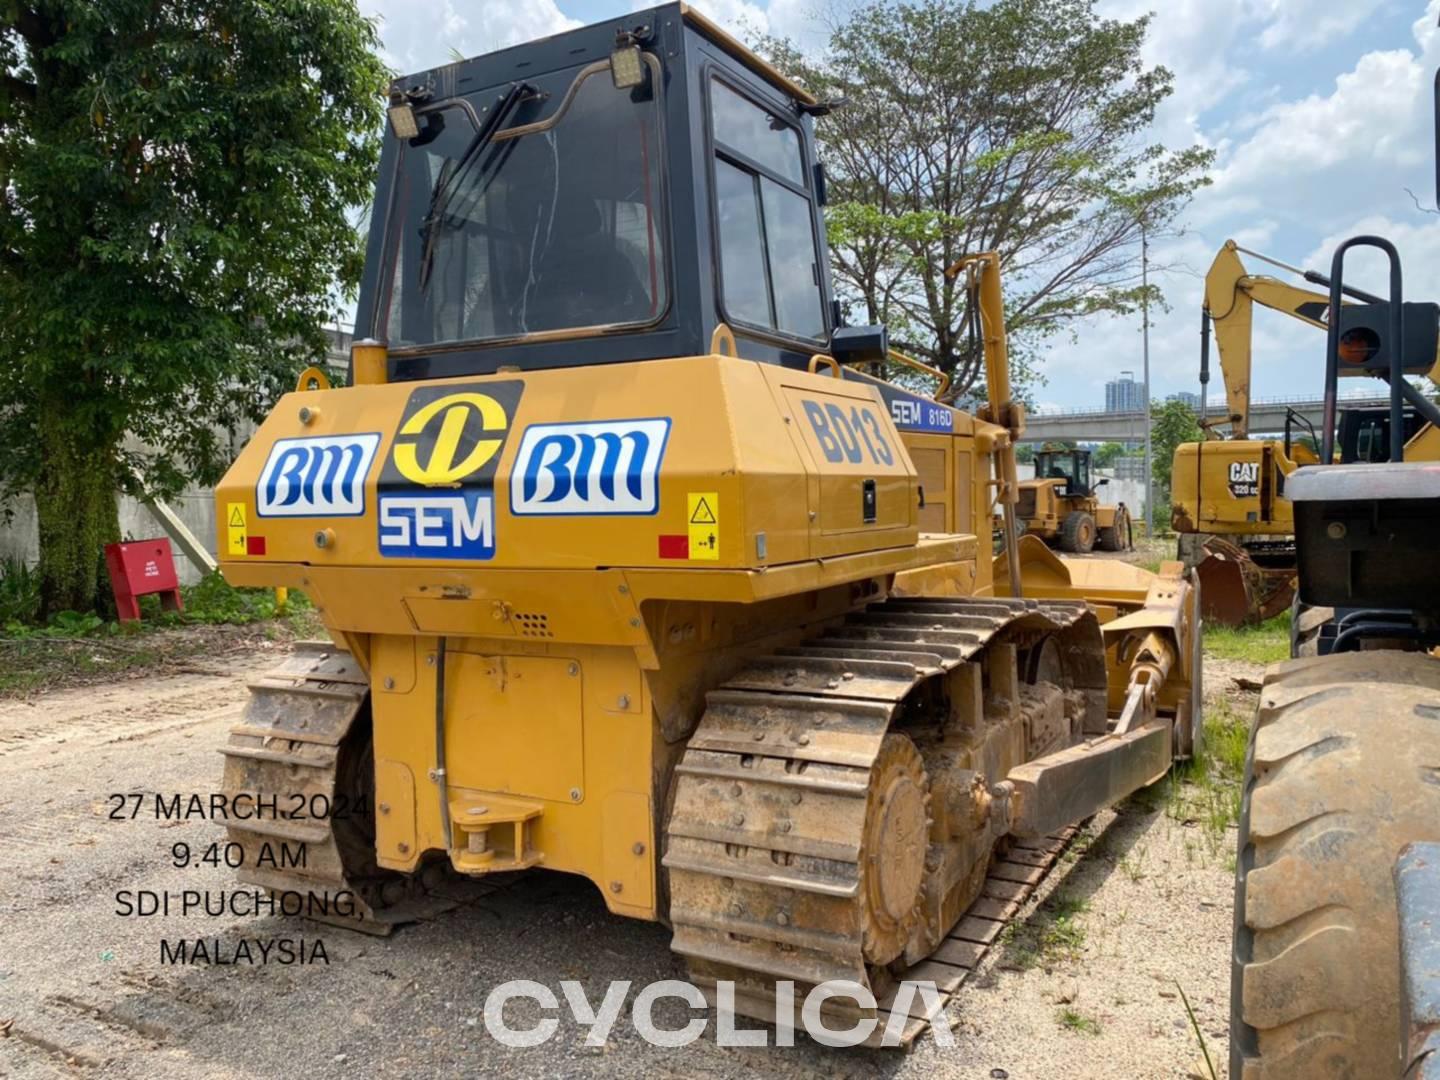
[481,978,955,1048]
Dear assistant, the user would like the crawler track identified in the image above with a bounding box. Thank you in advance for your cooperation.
[219,643,426,935]
[663,595,1103,1048]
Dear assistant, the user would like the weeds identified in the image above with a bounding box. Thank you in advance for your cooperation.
[1204,612,1290,665]
[1001,891,1091,970]
[2,572,316,639]
[1119,845,1148,882]
[1057,1007,1102,1036]
[0,571,323,697]
[1124,700,1250,858]
[0,556,39,625]
[1176,981,1218,1080]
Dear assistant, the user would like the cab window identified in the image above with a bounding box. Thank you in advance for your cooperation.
[710,78,824,342]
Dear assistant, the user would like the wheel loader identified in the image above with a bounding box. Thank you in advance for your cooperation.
[1229,233,1440,1078]
[1170,239,1440,628]
[213,5,1200,1045]
[1016,447,1131,553]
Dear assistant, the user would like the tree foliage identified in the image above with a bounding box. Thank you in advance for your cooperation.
[763,0,1212,401]
[0,0,386,613]
[1150,398,1202,494]
[1091,441,1125,468]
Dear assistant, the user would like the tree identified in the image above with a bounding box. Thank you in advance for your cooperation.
[1150,398,1202,494]
[1092,441,1125,469]
[763,0,1212,401]
[0,0,385,615]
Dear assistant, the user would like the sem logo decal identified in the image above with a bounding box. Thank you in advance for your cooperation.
[1228,461,1260,499]
[511,419,670,516]
[377,380,522,559]
[382,381,525,488]
[256,434,381,517]
[887,396,953,434]
[378,490,495,560]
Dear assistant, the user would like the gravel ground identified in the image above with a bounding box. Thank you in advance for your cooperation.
[0,636,1256,1079]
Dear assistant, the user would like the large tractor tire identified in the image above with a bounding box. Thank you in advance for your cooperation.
[1059,510,1097,553]
[1097,507,1129,552]
[1230,652,1440,1078]
[1288,595,1334,659]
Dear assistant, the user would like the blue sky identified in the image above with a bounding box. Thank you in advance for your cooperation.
[358,0,1440,411]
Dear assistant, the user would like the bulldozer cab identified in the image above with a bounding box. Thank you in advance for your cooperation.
[357,3,836,382]
[1033,449,1093,497]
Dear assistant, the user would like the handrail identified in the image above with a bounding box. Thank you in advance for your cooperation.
[886,349,952,401]
[808,354,842,379]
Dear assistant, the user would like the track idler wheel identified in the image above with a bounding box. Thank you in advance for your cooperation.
[859,734,931,965]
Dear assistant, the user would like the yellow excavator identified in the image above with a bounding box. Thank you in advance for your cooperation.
[1171,239,1440,628]
[212,5,1199,1046]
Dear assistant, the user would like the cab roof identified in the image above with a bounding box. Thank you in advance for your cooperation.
[388,2,817,108]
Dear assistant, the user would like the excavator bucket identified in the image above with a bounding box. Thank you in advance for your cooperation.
[1193,536,1295,627]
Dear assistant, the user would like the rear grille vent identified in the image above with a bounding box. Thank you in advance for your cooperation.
[514,612,553,638]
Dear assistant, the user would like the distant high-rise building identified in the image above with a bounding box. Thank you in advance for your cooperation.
[1105,372,1145,413]
[1167,391,1200,409]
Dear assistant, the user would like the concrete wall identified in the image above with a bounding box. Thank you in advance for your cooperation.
[0,327,349,585]
[1,487,221,585]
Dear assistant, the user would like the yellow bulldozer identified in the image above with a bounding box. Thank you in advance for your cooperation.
[1016,446,1132,553]
[212,5,1200,1045]
[1170,239,1440,628]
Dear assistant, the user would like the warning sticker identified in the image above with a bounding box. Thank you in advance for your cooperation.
[687,492,719,561]
[226,503,247,556]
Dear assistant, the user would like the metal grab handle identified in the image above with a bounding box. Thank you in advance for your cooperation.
[808,354,842,379]
[886,349,953,401]
[1321,236,1404,464]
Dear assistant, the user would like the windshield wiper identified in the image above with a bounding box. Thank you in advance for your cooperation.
[418,81,533,291]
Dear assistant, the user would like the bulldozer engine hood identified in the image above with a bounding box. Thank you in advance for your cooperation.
[214,355,936,575]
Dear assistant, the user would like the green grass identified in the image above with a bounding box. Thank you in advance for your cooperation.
[1123,698,1250,859]
[1,571,316,639]
[1203,612,1290,665]
[1163,698,1250,852]
[1000,890,1092,970]
[1057,1008,1102,1036]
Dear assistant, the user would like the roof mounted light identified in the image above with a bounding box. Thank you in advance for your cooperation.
[388,89,419,140]
[611,28,648,90]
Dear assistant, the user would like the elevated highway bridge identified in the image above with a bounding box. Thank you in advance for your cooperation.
[1022,392,1394,443]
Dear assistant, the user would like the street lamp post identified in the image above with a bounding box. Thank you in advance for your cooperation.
[1141,221,1153,536]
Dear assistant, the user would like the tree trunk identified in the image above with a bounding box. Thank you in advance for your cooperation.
[34,401,121,617]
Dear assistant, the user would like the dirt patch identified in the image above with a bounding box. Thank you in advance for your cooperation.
[0,614,1263,1077]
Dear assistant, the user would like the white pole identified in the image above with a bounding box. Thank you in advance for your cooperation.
[1142,222,1153,536]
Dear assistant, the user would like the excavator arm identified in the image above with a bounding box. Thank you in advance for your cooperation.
[1205,240,1335,439]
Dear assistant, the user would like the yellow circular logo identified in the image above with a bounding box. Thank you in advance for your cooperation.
[391,392,509,485]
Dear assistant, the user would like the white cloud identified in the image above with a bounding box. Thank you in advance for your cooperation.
[643,0,767,38]
[1256,0,1391,52]
[361,0,581,75]
[1043,0,1440,407]
[1213,46,1430,208]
